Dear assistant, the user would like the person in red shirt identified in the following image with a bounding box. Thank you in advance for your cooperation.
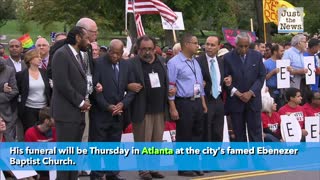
[0,115,7,142]
[303,91,320,117]
[261,95,281,142]
[278,88,308,139]
[25,107,56,142]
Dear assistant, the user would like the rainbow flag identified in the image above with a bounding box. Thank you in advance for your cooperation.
[18,34,34,49]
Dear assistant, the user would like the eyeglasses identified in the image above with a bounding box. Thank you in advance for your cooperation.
[140,47,154,52]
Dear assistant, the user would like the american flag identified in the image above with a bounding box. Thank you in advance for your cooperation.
[135,13,145,37]
[126,0,177,24]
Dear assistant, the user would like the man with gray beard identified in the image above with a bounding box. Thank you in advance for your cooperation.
[127,35,176,180]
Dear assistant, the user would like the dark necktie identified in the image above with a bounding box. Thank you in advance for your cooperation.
[41,59,47,70]
[113,64,119,84]
[240,55,245,64]
[76,53,86,72]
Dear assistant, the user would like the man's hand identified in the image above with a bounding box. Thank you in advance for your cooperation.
[80,100,91,112]
[203,103,208,113]
[170,107,179,121]
[203,80,206,87]
[3,83,12,93]
[168,86,177,97]
[112,102,124,116]
[128,83,143,93]
[224,75,232,87]
[241,91,254,103]
[302,129,308,137]
[95,83,103,93]
[107,105,116,113]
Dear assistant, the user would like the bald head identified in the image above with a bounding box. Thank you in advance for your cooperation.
[108,39,124,63]
[35,37,50,58]
[76,18,98,42]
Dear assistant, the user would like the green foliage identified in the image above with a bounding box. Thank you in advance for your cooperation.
[0,0,16,27]
[272,34,293,44]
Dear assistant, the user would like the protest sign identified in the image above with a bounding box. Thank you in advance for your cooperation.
[277,60,290,88]
[278,7,304,33]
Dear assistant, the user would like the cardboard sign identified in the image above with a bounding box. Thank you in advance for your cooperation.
[280,114,302,142]
[277,60,290,88]
[222,28,257,47]
[305,116,320,142]
[278,7,304,33]
[304,56,316,85]
[161,12,185,30]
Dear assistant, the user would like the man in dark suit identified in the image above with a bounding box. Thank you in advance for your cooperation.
[89,39,133,180]
[224,32,266,142]
[3,39,26,141]
[51,26,91,180]
[196,36,231,142]
[0,60,18,139]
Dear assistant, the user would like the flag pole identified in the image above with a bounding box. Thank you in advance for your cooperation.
[125,0,128,32]
[172,27,177,43]
[250,18,254,32]
[262,1,267,42]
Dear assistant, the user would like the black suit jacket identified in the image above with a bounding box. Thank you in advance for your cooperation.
[51,44,87,123]
[128,55,170,123]
[16,68,51,117]
[196,54,224,99]
[224,49,266,112]
[92,56,135,121]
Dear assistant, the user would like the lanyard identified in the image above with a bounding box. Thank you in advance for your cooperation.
[185,60,198,83]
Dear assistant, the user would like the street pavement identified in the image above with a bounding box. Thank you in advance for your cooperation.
[79,170,320,180]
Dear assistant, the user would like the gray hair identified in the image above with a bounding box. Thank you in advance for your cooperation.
[235,32,252,44]
[76,17,95,30]
[261,95,274,113]
[291,34,305,46]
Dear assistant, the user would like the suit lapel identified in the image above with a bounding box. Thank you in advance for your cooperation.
[217,57,224,86]
[65,45,86,79]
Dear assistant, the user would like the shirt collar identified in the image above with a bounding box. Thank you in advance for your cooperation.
[9,56,21,63]
[292,46,303,54]
[68,44,79,57]
[178,52,194,62]
[206,53,217,62]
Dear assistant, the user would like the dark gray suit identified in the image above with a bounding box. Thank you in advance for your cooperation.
[4,58,27,72]
[0,64,18,138]
[51,44,87,180]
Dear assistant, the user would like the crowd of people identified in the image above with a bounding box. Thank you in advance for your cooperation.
[1,16,320,180]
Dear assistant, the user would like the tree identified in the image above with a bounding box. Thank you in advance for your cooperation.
[0,0,15,28]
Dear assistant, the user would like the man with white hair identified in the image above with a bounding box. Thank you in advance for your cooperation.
[224,32,266,142]
[35,37,50,70]
[282,34,308,90]
[172,43,181,56]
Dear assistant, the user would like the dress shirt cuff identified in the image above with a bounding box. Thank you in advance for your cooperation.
[231,87,238,97]
[249,90,256,97]
[168,96,175,101]
[79,100,85,108]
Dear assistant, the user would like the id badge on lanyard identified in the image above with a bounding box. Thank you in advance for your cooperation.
[149,71,161,88]
[193,83,201,98]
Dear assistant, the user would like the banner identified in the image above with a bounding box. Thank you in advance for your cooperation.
[263,0,279,24]
[278,7,304,33]
[1,142,320,171]
[17,34,34,49]
[276,60,290,89]
[222,28,257,47]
